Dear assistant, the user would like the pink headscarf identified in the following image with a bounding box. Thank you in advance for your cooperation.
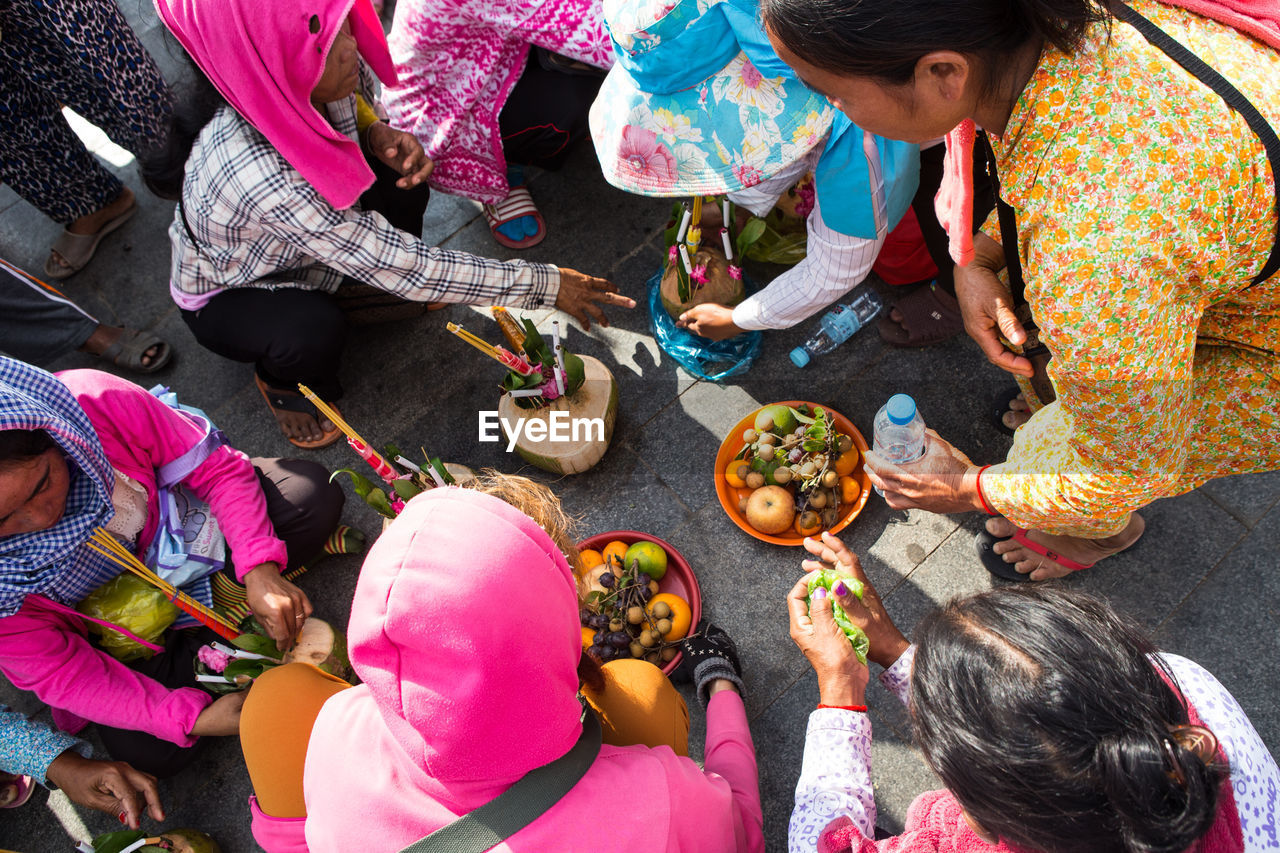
[154,0,397,209]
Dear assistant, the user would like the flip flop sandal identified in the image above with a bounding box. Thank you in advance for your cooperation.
[43,203,137,280]
[992,386,1025,437]
[975,526,1096,582]
[484,185,547,250]
[253,375,344,450]
[0,774,34,809]
[98,327,173,374]
[877,282,964,347]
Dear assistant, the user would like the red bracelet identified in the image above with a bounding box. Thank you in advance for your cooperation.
[975,465,997,516]
[817,703,868,712]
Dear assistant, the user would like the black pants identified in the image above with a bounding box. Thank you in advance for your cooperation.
[498,50,603,172]
[910,131,996,295]
[180,153,430,401]
[95,457,344,777]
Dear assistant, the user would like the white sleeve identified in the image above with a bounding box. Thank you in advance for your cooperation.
[1157,654,1280,853]
[878,645,916,707]
[730,188,885,330]
[789,709,876,853]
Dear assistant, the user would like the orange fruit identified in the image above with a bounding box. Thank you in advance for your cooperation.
[624,540,668,580]
[602,540,629,567]
[834,446,860,477]
[839,475,861,505]
[648,592,692,641]
[794,510,822,537]
[581,626,596,650]
[724,459,748,488]
[579,549,604,571]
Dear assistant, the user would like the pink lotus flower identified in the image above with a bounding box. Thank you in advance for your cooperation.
[197,645,231,673]
[733,164,762,188]
[618,126,677,189]
[729,265,743,280]
[668,245,678,263]
[691,264,708,287]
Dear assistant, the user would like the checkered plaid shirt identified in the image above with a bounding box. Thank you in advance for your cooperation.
[169,100,559,310]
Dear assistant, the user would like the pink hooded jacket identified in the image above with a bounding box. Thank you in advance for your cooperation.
[0,370,287,745]
[301,489,764,852]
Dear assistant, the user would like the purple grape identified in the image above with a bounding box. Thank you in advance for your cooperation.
[597,645,616,662]
[638,572,651,585]
[599,571,615,588]
[579,609,593,625]
[789,448,804,463]
[609,632,630,649]
[637,585,653,603]
[590,614,609,630]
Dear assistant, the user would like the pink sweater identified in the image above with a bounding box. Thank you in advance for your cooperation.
[0,370,288,745]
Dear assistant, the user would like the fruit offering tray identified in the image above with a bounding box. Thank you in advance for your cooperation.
[714,402,872,546]
[578,531,702,675]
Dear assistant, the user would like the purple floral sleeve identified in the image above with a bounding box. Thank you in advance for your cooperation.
[789,709,875,853]
[1159,654,1280,852]
[879,645,915,707]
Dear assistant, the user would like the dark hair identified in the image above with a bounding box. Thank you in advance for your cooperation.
[0,430,56,470]
[140,55,227,201]
[911,586,1224,853]
[760,0,1113,86]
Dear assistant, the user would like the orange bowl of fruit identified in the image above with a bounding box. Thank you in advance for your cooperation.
[577,531,701,675]
[714,401,871,546]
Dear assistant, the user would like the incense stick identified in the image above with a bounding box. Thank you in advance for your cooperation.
[87,530,239,640]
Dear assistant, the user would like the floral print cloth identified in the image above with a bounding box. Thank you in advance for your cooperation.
[0,704,90,786]
[982,0,1280,537]
[383,0,615,205]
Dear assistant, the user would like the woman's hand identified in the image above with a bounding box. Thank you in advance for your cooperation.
[864,429,983,514]
[788,572,869,707]
[189,691,247,737]
[365,122,434,189]
[801,533,910,669]
[676,303,745,340]
[243,563,313,650]
[45,751,163,829]
[955,232,1033,378]
[554,268,636,330]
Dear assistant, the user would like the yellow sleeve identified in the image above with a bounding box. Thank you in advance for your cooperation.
[982,241,1202,537]
[354,94,380,136]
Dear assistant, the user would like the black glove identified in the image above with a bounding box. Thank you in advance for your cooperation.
[679,619,744,708]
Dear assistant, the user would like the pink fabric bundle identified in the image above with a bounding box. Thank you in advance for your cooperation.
[382,0,614,204]
[932,0,1280,266]
[153,0,397,209]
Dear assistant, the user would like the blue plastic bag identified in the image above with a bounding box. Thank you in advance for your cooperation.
[647,270,762,382]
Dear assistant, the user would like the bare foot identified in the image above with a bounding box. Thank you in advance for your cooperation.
[47,189,136,275]
[79,324,163,368]
[985,514,1146,580]
[1002,392,1032,431]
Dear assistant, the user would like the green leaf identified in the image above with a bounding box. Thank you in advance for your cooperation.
[231,633,283,660]
[391,478,424,500]
[790,407,815,425]
[383,442,403,463]
[585,591,604,604]
[366,488,396,518]
[92,830,147,853]
[330,468,375,500]
[802,439,827,452]
[677,263,691,304]
[520,319,552,364]
[735,217,767,256]
[223,659,273,684]
[561,350,585,396]
[663,201,685,249]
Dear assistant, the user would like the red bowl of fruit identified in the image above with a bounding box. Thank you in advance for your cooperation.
[714,401,871,546]
[577,530,701,675]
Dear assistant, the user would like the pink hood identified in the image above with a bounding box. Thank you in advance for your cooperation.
[154,0,396,209]
[302,488,763,852]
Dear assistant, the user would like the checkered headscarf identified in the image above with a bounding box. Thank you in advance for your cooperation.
[0,358,117,616]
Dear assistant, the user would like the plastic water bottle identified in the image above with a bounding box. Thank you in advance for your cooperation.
[872,394,926,496]
[789,289,883,368]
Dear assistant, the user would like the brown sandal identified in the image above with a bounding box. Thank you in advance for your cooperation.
[878,282,964,347]
[254,375,343,450]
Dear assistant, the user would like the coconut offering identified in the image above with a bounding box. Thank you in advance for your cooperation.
[193,615,351,692]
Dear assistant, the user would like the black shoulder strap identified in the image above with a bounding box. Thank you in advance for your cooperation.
[1112,1,1280,287]
[398,708,603,853]
[989,1,1280,307]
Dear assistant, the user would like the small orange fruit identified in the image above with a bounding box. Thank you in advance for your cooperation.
[602,540,629,567]
[579,549,604,571]
[839,475,861,505]
[794,510,822,537]
[834,446,860,477]
[648,593,692,641]
[581,626,597,650]
[724,459,747,488]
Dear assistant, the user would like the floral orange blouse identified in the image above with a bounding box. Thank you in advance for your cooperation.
[981,0,1280,537]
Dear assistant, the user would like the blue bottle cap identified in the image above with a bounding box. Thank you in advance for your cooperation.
[789,347,811,368]
[886,393,916,425]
